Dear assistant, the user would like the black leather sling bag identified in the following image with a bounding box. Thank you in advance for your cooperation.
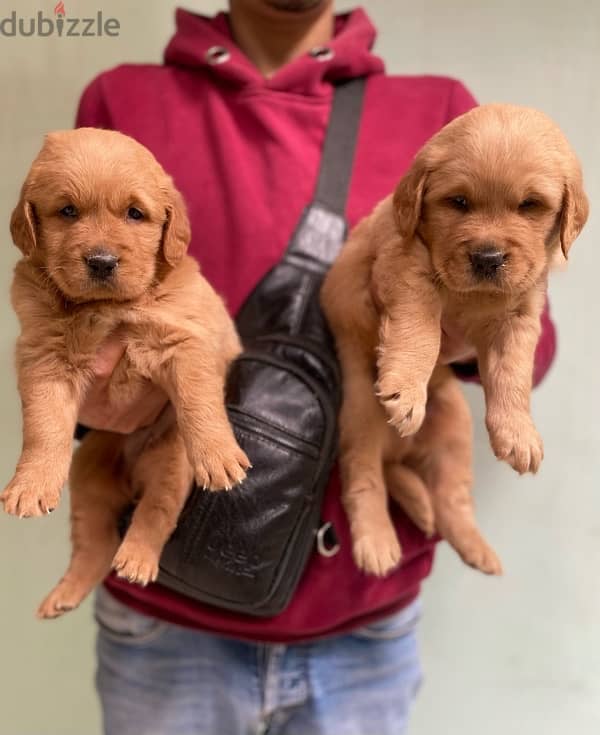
[155,78,366,616]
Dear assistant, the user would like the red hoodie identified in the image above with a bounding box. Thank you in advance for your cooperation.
[76,8,556,642]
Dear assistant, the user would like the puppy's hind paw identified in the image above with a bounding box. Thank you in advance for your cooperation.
[457,536,503,576]
[387,469,435,538]
[352,532,402,577]
[36,580,87,619]
[112,542,160,587]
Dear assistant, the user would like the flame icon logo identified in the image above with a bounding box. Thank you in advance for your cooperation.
[54,1,65,35]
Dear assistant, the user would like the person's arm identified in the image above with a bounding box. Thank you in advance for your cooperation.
[444,80,557,388]
[77,336,168,434]
[76,75,112,129]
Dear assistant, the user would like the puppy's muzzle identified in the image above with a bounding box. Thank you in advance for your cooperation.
[469,246,505,280]
[85,251,119,281]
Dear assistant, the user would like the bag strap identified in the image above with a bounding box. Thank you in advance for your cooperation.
[314,77,367,216]
[286,77,366,267]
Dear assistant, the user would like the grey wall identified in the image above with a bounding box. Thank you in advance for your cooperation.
[0,1,597,733]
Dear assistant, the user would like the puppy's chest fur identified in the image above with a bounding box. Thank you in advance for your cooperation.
[11,256,233,397]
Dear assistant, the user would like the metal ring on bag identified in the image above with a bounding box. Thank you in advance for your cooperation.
[316,522,340,558]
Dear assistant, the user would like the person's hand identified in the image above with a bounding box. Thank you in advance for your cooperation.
[439,316,477,366]
[78,335,169,434]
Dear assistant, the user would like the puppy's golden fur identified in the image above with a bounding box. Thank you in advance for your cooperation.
[2,128,249,617]
[322,104,588,576]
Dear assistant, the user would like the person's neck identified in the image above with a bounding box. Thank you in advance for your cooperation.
[229,2,334,77]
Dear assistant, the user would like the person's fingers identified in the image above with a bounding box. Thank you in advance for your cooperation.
[78,382,168,434]
[78,389,115,430]
[439,316,477,365]
[91,338,127,379]
[113,388,169,434]
[78,334,168,433]
[439,342,477,365]
[439,329,476,365]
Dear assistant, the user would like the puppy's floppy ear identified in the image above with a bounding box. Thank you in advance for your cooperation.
[392,155,428,240]
[560,165,589,259]
[10,195,37,256]
[161,181,191,267]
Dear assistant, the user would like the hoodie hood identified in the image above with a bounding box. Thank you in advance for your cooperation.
[164,7,384,95]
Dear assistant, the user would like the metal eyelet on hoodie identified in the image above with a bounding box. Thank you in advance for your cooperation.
[309,46,334,62]
[205,46,230,65]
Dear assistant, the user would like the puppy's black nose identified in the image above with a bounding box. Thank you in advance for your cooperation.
[85,252,119,280]
[470,248,505,280]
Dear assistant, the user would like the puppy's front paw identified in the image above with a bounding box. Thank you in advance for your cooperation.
[112,541,160,587]
[189,436,251,491]
[487,412,544,474]
[352,530,402,577]
[1,474,62,518]
[376,375,427,437]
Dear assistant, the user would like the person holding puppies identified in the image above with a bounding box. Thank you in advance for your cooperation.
[28,2,559,733]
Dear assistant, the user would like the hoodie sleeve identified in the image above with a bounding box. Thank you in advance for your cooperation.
[75,75,113,129]
[446,80,557,388]
[445,79,478,122]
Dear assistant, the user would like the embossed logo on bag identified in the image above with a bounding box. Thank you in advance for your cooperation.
[204,540,266,579]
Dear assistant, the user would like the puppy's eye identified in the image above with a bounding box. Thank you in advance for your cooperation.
[518,198,539,211]
[447,195,469,211]
[59,205,78,218]
[127,207,144,221]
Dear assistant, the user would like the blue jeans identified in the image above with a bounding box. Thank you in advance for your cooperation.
[95,587,422,735]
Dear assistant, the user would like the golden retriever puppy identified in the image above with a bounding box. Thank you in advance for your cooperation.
[1,128,250,617]
[321,104,588,576]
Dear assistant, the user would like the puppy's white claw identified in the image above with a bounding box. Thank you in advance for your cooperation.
[377,384,427,437]
[112,543,160,587]
[1,476,61,518]
[191,442,249,492]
